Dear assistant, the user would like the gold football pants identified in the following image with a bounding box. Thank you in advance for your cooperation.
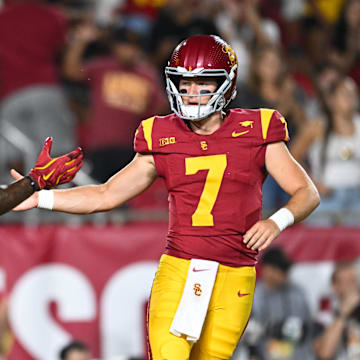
[147,254,256,359]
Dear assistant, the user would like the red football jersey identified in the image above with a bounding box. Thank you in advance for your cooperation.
[134,108,289,266]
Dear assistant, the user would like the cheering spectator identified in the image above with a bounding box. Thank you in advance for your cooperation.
[314,261,360,360]
[241,247,313,360]
[64,22,167,182]
[291,76,360,225]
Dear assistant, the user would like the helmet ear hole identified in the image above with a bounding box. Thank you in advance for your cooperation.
[215,77,223,89]
[169,75,180,89]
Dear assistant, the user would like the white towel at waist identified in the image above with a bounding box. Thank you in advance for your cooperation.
[170,258,219,342]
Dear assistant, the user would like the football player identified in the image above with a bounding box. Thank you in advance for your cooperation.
[1,137,82,215]
[13,35,320,359]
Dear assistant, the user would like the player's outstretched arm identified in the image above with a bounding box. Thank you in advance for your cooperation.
[14,153,157,214]
[243,141,320,251]
[1,138,83,215]
[0,177,35,215]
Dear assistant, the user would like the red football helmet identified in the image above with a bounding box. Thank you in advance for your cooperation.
[165,34,238,120]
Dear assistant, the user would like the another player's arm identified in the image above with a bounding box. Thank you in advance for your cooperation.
[4,137,83,215]
[244,142,320,250]
[16,153,157,214]
[0,178,35,215]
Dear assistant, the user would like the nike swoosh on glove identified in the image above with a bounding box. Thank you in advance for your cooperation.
[28,137,83,190]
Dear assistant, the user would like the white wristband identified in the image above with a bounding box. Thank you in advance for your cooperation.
[37,190,54,210]
[269,208,294,232]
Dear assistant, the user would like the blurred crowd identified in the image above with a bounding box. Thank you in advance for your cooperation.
[0,0,360,225]
[234,247,360,360]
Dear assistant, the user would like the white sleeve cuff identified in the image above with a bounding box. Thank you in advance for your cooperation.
[269,208,294,231]
[37,190,54,210]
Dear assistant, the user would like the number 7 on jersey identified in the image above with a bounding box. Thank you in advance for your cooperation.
[185,154,227,226]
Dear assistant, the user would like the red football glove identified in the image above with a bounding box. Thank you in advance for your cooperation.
[28,137,83,190]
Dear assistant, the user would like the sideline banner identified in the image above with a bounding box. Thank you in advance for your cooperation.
[0,223,359,360]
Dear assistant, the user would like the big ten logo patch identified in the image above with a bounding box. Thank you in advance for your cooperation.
[221,44,237,67]
[200,141,208,150]
[194,283,202,296]
[159,137,176,147]
[102,72,151,114]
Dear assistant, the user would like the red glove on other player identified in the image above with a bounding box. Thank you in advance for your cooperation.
[28,137,83,190]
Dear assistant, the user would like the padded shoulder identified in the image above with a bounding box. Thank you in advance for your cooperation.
[259,108,289,144]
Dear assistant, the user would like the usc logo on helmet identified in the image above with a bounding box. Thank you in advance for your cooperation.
[194,283,202,296]
[222,44,237,67]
